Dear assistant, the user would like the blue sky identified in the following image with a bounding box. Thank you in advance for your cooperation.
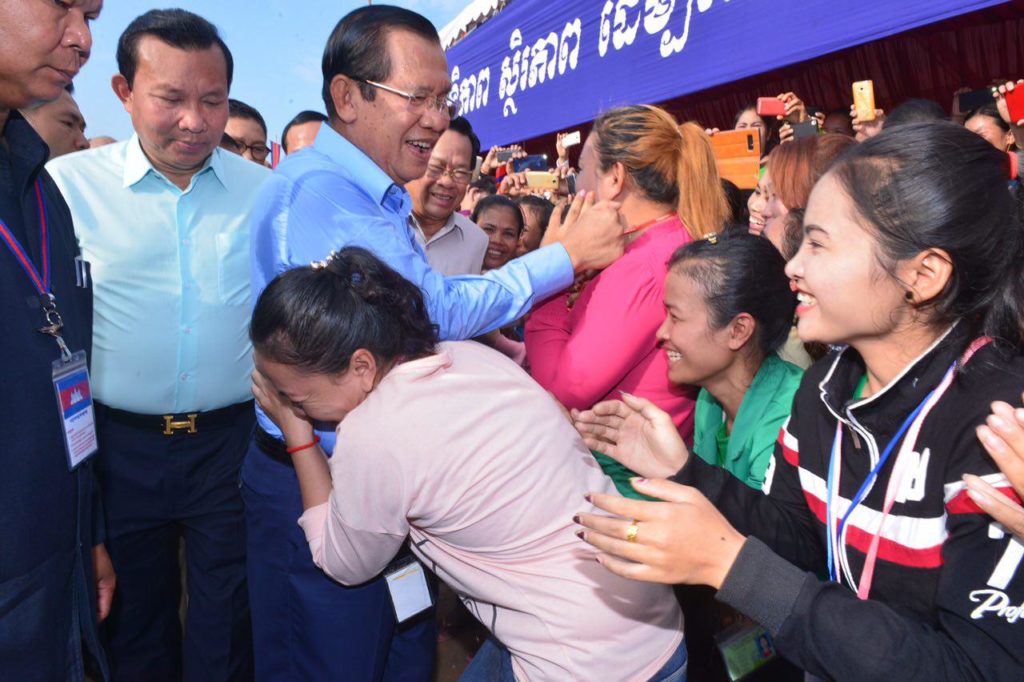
[74,0,466,142]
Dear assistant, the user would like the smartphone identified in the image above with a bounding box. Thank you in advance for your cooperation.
[560,131,581,148]
[791,119,819,139]
[524,172,559,190]
[1006,86,1024,124]
[563,173,577,195]
[496,149,515,162]
[511,154,548,173]
[958,88,995,113]
[852,80,876,121]
[710,129,761,190]
[756,97,786,118]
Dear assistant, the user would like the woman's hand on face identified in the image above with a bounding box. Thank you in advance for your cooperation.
[575,478,746,588]
[251,368,315,444]
[572,393,689,479]
[971,396,1024,540]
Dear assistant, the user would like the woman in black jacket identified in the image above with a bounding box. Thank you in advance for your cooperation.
[573,122,1024,681]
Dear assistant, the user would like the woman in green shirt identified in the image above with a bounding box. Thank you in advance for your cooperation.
[583,230,802,493]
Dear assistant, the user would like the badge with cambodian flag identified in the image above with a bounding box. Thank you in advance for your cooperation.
[52,350,98,469]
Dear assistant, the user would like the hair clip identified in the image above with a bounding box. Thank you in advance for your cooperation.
[311,250,339,270]
[705,232,719,245]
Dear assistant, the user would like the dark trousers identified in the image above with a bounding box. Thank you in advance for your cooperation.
[96,408,255,682]
[242,437,437,681]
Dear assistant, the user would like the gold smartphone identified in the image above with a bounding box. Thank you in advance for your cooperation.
[524,172,559,190]
[853,80,876,121]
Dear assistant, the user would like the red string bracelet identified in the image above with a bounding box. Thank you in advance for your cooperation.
[286,435,321,454]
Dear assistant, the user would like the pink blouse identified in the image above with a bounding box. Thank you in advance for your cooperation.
[525,215,697,437]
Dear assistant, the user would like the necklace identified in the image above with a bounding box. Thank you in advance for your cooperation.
[623,212,677,236]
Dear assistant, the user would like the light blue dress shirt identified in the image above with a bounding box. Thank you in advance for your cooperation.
[250,124,575,448]
[47,136,270,413]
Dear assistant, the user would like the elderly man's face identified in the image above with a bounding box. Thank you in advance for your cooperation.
[0,0,102,110]
[339,29,451,185]
[407,128,473,224]
[24,89,88,158]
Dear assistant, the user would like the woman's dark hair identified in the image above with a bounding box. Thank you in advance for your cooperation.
[828,122,1024,350]
[472,195,524,237]
[117,9,233,88]
[515,195,554,236]
[720,178,746,227]
[966,104,1011,134]
[883,98,948,128]
[469,175,497,195]
[250,247,438,375]
[322,6,439,119]
[668,231,796,356]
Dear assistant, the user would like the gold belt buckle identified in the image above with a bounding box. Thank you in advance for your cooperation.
[163,414,198,435]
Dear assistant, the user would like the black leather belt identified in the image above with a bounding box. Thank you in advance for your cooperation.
[95,400,254,435]
[254,424,292,465]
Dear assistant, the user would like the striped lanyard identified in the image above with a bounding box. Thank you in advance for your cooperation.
[0,180,71,360]
[825,337,990,598]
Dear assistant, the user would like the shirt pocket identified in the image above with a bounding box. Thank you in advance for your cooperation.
[215,231,251,305]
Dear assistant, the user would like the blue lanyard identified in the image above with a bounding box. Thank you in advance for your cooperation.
[825,386,936,583]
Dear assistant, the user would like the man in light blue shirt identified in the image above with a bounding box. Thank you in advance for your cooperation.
[245,5,629,682]
[47,10,266,681]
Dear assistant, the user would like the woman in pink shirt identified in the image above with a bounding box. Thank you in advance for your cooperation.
[525,106,729,442]
[249,248,687,682]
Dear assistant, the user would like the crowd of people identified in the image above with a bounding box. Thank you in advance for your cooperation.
[3,1,1024,681]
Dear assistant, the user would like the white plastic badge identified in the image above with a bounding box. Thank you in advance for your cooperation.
[51,350,98,469]
[384,558,432,623]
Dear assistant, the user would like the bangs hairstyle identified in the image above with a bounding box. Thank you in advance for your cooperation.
[250,247,438,375]
[471,195,524,236]
[591,105,728,238]
[827,122,1024,350]
[668,231,796,356]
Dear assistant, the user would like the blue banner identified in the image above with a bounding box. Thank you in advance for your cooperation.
[446,0,1006,148]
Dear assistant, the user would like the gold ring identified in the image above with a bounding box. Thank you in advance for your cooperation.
[625,521,639,543]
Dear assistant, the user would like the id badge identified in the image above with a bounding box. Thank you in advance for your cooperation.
[384,557,432,623]
[51,350,98,470]
[715,621,776,681]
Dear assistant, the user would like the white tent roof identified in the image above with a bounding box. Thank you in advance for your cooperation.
[439,0,507,49]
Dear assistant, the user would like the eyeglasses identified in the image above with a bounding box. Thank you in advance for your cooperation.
[360,79,461,119]
[224,134,269,162]
[424,163,472,185]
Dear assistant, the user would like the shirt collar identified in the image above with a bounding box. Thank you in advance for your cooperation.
[122,133,225,190]
[410,211,459,243]
[1,111,48,191]
[312,123,406,210]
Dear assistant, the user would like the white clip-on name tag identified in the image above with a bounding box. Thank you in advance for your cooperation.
[384,557,432,623]
[52,350,98,469]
